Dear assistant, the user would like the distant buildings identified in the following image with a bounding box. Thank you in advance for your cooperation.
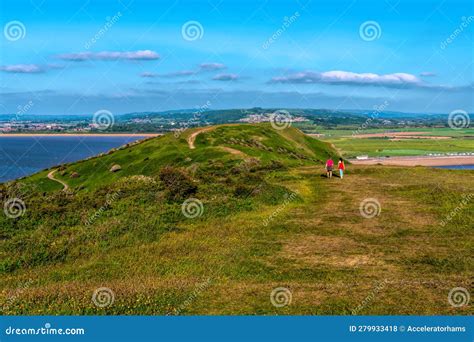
[0,121,72,132]
[239,113,308,123]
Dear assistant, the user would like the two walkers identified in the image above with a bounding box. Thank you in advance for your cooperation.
[325,158,345,179]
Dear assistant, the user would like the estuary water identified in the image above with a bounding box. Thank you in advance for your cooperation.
[0,135,147,183]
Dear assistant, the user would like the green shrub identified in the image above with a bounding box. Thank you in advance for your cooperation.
[159,166,197,201]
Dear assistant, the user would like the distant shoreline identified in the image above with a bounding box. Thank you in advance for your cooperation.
[0,133,162,137]
[350,155,474,167]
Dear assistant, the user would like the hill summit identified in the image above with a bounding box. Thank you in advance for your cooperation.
[30,123,337,192]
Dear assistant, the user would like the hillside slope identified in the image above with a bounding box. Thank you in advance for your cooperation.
[22,124,334,192]
[0,124,472,315]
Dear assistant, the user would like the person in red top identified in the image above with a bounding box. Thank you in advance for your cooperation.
[325,158,334,178]
[338,158,345,179]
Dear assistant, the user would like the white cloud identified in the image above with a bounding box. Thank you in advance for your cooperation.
[270,70,422,88]
[58,50,160,61]
[0,64,44,73]
[200,63,226,71]
[213,73,239,81]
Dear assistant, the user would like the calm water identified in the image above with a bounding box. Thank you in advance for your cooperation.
[434,165,474,170]
[0,136,146,183]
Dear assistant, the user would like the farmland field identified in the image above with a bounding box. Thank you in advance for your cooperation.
[312,128,473,158]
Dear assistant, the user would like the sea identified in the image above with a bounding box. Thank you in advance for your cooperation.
[434,165,474,170]
[0,136,147,183]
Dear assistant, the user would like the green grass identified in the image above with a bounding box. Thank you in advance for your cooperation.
[315,127,473,158]
[0,124,472,315]
[326,137,473,157]
[304,127,473,138]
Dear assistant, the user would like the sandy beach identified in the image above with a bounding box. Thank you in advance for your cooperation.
[350,155,474,167]
[0,133,162,137]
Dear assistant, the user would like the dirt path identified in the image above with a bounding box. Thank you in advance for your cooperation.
[187,126,216,149]
[47,169,69,191]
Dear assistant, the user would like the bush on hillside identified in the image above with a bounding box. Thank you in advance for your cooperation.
[159,166,197,201]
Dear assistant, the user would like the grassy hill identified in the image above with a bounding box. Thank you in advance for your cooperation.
[0,124,472,315]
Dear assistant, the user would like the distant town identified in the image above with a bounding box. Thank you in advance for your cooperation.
[0,108,464,134]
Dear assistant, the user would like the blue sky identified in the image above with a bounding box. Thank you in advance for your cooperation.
[0,0,472,114]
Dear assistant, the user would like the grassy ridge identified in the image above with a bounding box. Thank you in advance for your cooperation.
[0,124,472,315]
[22,124,334,192]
